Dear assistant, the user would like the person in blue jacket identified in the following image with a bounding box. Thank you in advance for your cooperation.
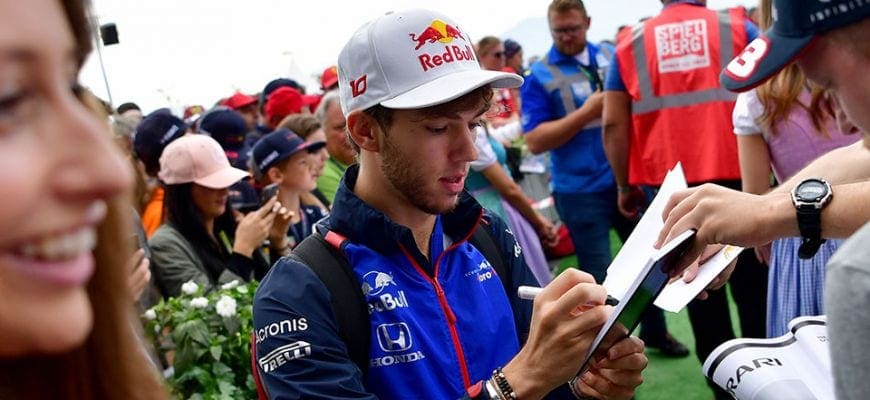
[520,0,692,359]
[252,8,647,400]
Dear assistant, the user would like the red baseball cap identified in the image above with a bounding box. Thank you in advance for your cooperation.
[265,87,318,124]
[223,92,258,110]
[320,65,339,91]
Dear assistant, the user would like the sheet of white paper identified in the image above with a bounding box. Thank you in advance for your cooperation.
[654,245,743,312]
[703,316,833,400]
[790,316,835,397]
[603,163,687,300]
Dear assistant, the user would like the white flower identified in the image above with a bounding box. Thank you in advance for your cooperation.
[143,309,157,321]
[181,281,199,295]
[235,285,249,294]
[190,297,209,309]
[215,295,237,318]
[220,280,240,290]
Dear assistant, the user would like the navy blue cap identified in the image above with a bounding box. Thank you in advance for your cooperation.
[260,78,304,110]
[503,39,521,58]
[199,107,248,150]
[132,108,187,173]
[251,128,326,173]
[721,0,870,92]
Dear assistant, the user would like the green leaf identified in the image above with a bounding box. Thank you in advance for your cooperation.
[174,366,208,386]
[222,316,241,335]
[212,361,233,377]
[175,319,210,346]
[209,345,222,361]
[218,380,237,400]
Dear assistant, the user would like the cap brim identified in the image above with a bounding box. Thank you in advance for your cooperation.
[234,99,257,109]
[302,95,321,105]
[720,30,813,92]
[195,166,249,189]
[381,69,523,109]
[321,77,339,90]
[302,141,327,153]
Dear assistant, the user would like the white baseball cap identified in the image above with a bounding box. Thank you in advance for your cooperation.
[337,8,523,116]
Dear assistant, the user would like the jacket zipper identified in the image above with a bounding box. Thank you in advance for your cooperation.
[400,244,472,389]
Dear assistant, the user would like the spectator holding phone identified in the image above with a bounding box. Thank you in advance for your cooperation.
[278,113,333,209]
[252,129,328,249]
[149,134,291,297]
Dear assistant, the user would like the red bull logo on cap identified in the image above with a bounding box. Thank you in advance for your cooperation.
[409,19,475,72]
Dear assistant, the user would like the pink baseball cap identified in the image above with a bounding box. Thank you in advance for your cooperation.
[158,134,249,189]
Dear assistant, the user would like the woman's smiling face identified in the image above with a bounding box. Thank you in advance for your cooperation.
[0,0,130,356]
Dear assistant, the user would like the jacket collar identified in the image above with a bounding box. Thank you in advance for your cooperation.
[323,164,483,258]
[547,41,598,67]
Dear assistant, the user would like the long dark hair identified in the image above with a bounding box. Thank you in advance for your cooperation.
[0,2,167,398]
[163,183,238,282]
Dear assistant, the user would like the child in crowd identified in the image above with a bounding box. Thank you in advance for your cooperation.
[279,114,333,209]
[251,129,328,249]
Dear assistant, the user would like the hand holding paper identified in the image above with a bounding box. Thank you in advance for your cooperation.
[604,163,743,313]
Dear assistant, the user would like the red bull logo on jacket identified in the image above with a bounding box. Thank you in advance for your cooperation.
[409,19,475,72]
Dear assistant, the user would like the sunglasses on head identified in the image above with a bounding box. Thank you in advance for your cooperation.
[491,51,505,58]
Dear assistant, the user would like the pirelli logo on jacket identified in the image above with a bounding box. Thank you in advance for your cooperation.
[259,340,311,373]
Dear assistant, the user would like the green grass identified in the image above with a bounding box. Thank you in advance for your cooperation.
[554,230,744,399]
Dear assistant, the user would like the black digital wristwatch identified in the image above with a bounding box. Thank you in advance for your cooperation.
[791,178,833,259]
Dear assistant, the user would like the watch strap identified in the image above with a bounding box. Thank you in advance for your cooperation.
[796,205,825,259]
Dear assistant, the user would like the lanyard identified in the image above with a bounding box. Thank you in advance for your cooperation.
[218,230,233,254]
[288,208,309,245]
[577,53,602,91]
[578,64,602,91]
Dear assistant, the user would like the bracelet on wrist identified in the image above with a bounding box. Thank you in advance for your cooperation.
[617,185,632,193]
[465,380,500,400]
[484,378,504,400]
[491,367,517,400]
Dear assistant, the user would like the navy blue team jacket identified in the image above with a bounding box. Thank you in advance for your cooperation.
[253,165,549,399]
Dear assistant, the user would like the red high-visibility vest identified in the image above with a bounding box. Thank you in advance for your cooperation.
[615,4,748,185]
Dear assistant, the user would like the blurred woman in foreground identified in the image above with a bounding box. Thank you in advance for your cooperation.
[0,0,166,398]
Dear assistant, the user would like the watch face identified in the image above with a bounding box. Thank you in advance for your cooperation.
[797,180,828,202]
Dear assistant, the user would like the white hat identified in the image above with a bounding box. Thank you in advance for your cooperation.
[158,134,249,189]
[337,8,523,116]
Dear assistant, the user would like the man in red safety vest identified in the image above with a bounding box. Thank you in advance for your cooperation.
[602,2,767,399]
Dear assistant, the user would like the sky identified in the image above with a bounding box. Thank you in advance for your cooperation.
[79,0,756,114]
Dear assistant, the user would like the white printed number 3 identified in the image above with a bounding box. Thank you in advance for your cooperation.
[725,38,768,78]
